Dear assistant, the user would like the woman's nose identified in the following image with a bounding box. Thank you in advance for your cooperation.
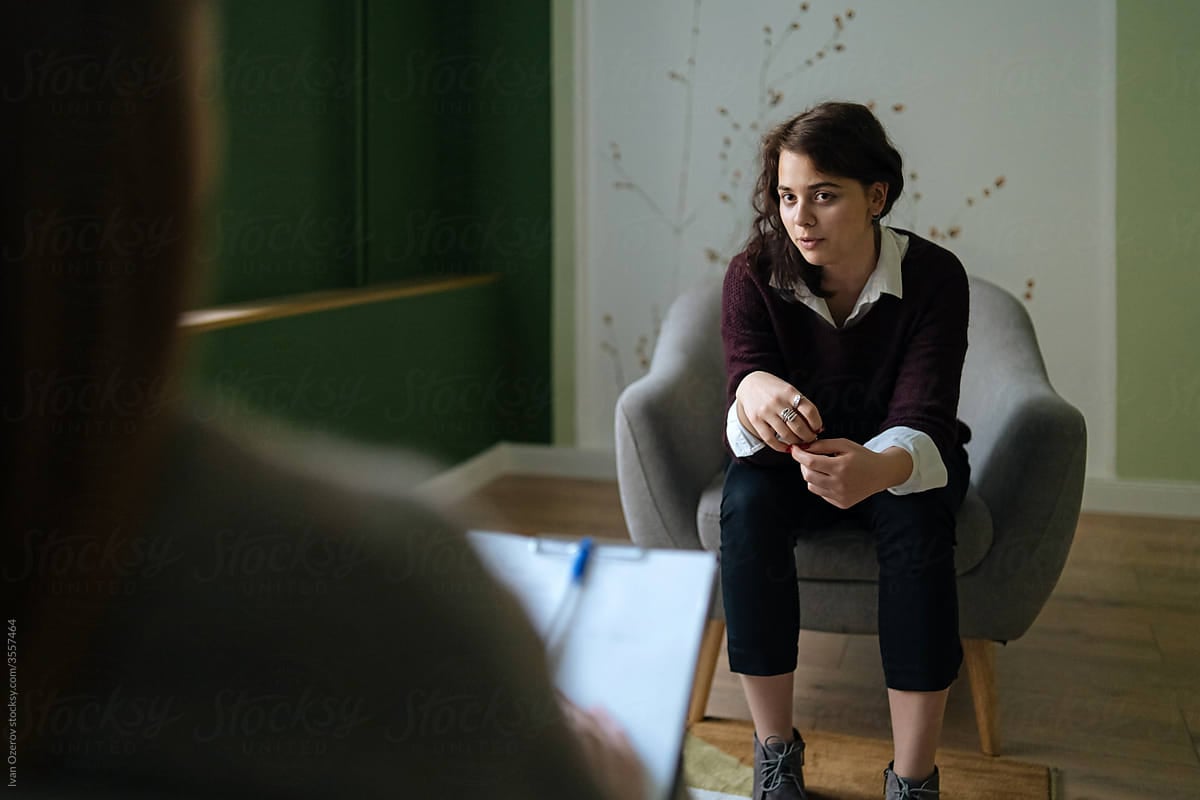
[792,200,813,226]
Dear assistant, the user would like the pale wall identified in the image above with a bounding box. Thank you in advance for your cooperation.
[574,0,1117,482]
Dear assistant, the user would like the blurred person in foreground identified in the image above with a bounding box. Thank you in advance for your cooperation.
[0,2,645,798]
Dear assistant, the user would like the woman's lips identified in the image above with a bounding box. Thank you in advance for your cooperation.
[798,237,823,250]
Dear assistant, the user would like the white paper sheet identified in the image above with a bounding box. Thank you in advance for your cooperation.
[467,530,717,800]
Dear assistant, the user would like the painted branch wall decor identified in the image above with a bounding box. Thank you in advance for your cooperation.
[580,0,1113,477]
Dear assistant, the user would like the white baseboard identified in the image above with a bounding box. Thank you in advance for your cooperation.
[1082,476,1200,519]
[418,443,618,503]
[418,443,509,503]
[423,445,1200,521]
[501,443,617,481]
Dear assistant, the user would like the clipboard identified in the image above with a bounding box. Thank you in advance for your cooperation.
[467,530,717,800]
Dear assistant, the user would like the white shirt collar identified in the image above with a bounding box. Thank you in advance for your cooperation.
[772,227,909,329]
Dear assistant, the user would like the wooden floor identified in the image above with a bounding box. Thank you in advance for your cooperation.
[460,475,1200,800]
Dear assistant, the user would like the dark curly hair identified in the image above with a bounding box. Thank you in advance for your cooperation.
[744,101,904,298]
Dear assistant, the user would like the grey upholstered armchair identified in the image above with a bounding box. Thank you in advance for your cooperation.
[614,275,1086,756]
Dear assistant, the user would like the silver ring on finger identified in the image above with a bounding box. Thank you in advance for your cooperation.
[779,406,799,423]
[791,393,806,408]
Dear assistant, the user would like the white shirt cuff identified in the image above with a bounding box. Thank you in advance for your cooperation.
[726,402,766,457]
[863,426,947,495]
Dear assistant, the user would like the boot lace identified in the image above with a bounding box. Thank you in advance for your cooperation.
[760,734,805,792]
[888,769,939,799]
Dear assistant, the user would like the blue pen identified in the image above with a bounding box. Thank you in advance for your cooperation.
[545,537,593,670]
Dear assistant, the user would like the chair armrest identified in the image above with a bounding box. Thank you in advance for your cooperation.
[615,282,727,551]
[955,276,1089,639]
[959,376,1087,640]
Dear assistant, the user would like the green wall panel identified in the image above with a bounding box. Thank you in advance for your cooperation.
[190,1,555,456]
[203,0,360,305]
[469,1,553,445]
[365,3,551,286]
[1116,0,1200,481]
[365,2,464,280]
[187,283,510,463]
[364,1,553,444]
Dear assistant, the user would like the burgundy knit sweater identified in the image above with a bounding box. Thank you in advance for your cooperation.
[722,229,972,468]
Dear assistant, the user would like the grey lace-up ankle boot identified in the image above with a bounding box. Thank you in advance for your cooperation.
[751,728,807,799]
[883,761,940,798]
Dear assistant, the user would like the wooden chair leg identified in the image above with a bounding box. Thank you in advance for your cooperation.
[687,619,725,727]
[961,637,1000,756]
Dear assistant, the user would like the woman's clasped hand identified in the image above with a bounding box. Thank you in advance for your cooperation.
[734,370,823,450]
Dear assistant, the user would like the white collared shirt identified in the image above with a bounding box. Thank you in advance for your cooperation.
[726,227,949,495]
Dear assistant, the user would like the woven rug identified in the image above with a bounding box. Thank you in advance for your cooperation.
[685,719,1058,799]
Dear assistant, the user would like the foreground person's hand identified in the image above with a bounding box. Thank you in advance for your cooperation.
[559,696,648,800]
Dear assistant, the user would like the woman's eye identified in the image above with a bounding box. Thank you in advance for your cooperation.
[780,194,796,203]
[815,192,835,202]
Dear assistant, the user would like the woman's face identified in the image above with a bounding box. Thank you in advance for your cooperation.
[776,149,886,273]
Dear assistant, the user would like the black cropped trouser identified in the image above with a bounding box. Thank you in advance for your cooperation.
[719,445,970,691]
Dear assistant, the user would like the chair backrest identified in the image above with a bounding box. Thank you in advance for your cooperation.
[657,273,1041,441]
[640,279,728,446]
[620,271,1083,560]
[959,275,1053,477]
[653,278,726,383]
[651,274,1051,480]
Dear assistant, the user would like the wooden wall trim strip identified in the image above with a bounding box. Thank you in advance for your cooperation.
[180,273,500,333]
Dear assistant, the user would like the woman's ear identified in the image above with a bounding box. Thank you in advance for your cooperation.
[870,181,889,216]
